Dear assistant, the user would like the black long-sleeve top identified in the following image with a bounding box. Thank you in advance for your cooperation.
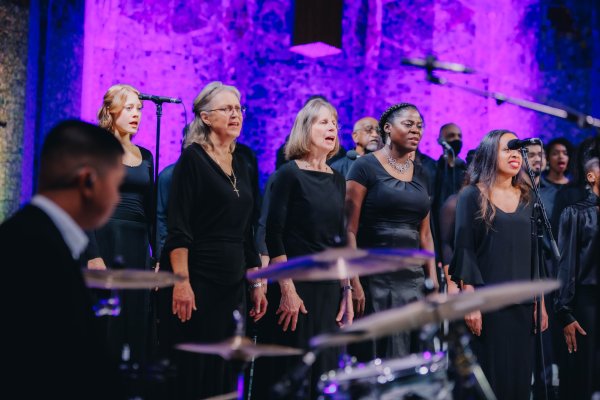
[164,143,260,285]
[555,191,599,326]
[450,185,535,292]
[265,161,345,259]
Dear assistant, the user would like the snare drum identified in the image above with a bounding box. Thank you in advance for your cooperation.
[318,352,452,400]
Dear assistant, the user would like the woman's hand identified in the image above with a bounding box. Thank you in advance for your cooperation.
[87,257,107,270]
[276,284,307,332]
[351,277,366,318]
[249,284,268,322]
[172,280,196,322]
[336,289,354,328]
[465,310,482,336]
[534,300,549,333]
[563,321,586,353]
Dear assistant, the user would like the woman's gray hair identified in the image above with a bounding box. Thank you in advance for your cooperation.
[185,81,241,152]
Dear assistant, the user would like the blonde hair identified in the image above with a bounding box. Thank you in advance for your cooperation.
[185,81,241,153]
[97,84,140,132]
[285,98,340,160]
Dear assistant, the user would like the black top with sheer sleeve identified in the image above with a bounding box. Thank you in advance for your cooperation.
[164,143,260,285]
[450,185,534,291]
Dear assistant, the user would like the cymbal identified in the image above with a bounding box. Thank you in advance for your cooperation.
[200,392,238,400]
[247,247,434,281]
[176,336,303,362]
[311,279,559,348]
[83,269,185,289]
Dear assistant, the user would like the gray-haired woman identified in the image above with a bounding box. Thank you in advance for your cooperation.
[160,81,265,399]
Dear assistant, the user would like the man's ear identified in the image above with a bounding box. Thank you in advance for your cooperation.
[586,171,596,185]
[77,168,97,192]
[351,130,360,144]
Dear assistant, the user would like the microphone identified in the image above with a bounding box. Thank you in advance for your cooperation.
[346,150,359,160]
[138,93,182,104]
[402,56,474,74]
[507,138,542,150]
[437,137,453,152]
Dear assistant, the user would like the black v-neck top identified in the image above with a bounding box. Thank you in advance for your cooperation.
[164,143,260,284]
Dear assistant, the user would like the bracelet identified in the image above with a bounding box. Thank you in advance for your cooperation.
[249,281,263,290]
[341,284,354,292]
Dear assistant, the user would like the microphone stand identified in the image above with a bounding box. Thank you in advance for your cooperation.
[422,67,600,130]
[521,147,560,400]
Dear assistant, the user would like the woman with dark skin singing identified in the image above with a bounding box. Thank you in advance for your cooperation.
[450,129,548,400]
[345,103,437,359]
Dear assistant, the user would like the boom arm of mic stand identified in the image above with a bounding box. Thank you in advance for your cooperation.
[426,76,600,129]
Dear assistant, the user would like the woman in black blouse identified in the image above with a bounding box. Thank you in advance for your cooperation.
[86,83,154,367]
[253,97,351,399]
[161,81,265,399]
[345,103,437,359]
[450,129,548,400]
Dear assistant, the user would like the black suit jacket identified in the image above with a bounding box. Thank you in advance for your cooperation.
[0,205,122,399]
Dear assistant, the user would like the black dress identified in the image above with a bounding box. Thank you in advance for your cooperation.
[160,143,260,399]
[85,146,154,366]
[346,153,431,358]
[254,160,346,399]
[450,185,535,400]
[555,191,600,400]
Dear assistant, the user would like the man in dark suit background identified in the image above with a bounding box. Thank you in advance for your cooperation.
[0,120,125,399]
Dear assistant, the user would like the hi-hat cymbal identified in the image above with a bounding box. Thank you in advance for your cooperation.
[247,247,434,281]
[83,269,185,289]
[311,279,559,348]
[176,336,303,362]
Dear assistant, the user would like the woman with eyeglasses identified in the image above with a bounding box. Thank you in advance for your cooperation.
[449,130,548,400]
[252,97,350,399]
[159,81,265,399]
[345,103,437,360]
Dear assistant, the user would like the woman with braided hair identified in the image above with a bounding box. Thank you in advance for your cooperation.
[345,103,437,359]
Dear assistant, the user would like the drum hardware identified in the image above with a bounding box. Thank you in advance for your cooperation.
[176,310,303,400]
[310,280,558,399]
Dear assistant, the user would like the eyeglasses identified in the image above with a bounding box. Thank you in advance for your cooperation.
[398,120,424,131]
[208,105,247,116]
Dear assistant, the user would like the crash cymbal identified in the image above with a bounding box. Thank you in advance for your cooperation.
[200,392,238,400]
[247,247,434,281]
[83,269,185,289]
[176,336,303,362]
[311,279,559,348]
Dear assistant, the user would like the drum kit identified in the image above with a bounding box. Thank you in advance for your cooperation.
[83,247,559,400]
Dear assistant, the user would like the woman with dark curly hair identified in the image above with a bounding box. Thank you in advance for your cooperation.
[450,129,548,400]
[345,103,437,359]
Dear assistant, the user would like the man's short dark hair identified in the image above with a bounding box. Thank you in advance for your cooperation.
[38,119,124,191]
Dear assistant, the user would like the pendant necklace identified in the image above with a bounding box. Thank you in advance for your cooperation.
[209,150,240,197]
[385,147,411,174]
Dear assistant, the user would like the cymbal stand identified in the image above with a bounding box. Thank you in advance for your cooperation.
[446,324,497,400]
